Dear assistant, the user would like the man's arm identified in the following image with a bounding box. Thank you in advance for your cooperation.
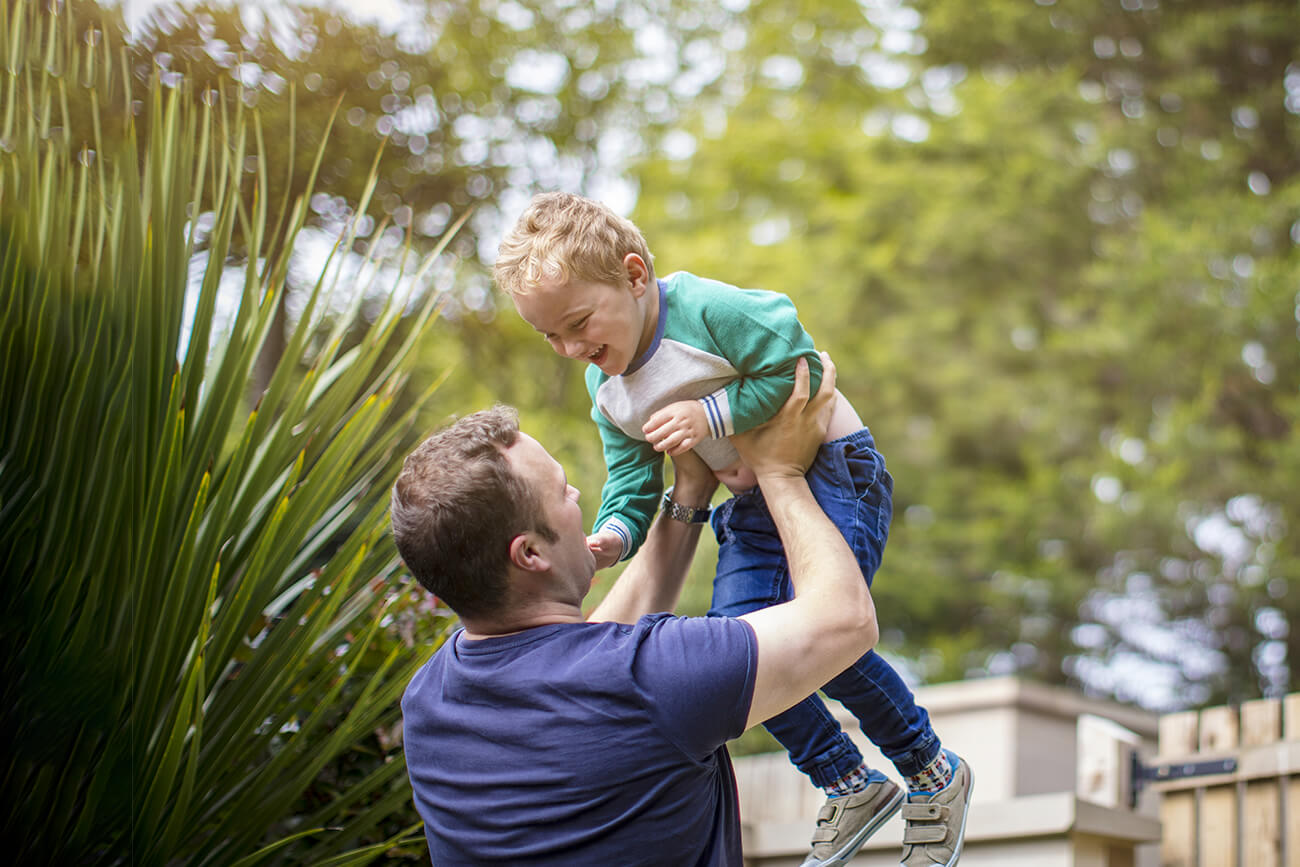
[733,354,880,730]
[586,450,718,623]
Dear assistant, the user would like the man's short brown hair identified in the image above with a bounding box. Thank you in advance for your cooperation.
[494,191,655,296]
[391,407,555,619]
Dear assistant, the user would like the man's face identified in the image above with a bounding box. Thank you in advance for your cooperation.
[504,433,596,589]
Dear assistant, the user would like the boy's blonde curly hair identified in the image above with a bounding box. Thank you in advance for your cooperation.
[494,192,655,296]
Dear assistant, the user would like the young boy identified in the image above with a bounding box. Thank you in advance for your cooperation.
[496,192,972,867]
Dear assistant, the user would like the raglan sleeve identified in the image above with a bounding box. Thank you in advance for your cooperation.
[588,368,665,561]
[694,287,824,438]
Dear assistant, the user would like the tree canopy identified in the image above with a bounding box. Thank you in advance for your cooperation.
[627,0,1298,709]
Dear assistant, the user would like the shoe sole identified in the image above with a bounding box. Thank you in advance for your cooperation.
[804,785,905,867]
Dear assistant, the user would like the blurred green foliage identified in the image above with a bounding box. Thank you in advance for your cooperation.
[630,0,1299,709]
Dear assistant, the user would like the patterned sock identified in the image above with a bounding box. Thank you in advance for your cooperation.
[822,762,874,797]
[905,749,954,794]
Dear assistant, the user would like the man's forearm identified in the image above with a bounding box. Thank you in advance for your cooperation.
[586,479,713,623]
[738,470,878,728]
[759,473,871,612]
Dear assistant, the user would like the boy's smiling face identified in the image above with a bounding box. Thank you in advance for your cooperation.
[511,254,657,377]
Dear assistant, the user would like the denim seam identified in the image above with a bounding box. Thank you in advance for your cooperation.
[825,655,940,777]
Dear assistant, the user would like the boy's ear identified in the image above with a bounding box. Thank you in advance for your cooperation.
[623,253,650,297]
[509,531,551,573]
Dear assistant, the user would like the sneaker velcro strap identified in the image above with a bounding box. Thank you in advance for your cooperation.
[903,824,949,844]
[901,803,949,821]
[811,827,840,844]
[816,803,843,825]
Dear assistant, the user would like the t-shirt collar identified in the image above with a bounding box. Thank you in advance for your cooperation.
[622,279,667,376]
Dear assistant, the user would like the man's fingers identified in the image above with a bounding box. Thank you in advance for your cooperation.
[808,352,837,413]
[817,352,836,397]
[787,357,810,405]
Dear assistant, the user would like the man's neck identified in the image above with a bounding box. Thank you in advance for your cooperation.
[459,604,586,641]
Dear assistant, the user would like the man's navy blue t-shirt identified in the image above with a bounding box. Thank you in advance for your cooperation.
[402,612,758,865]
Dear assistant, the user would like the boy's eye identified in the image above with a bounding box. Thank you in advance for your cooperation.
[573,315,590,330]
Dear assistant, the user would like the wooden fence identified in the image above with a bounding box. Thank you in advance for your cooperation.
[732,678,1300,867]
[1154,694,1300,867]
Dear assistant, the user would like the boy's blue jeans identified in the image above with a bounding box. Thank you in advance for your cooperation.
[708,428,941,787]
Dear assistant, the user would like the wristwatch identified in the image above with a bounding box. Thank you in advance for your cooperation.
[661,487,712,523]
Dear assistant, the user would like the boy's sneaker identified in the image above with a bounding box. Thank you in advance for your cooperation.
[899,751,973,867]
[800,774,904,866]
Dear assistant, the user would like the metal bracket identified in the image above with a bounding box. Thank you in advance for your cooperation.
[1129,752,1238,807]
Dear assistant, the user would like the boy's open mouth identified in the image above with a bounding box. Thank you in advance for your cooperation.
[587,346,607,366]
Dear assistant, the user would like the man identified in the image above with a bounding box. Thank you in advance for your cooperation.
[392,355,884,865]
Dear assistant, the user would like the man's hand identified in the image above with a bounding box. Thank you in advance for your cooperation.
[587,530,624,570]
[643,400,710,455]
[731,353,837,480]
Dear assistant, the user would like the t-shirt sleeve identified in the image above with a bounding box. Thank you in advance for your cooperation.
[630,614,758,760]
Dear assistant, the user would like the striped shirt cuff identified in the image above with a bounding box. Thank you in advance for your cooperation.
[697,389,734,439]
[598,517,635,562]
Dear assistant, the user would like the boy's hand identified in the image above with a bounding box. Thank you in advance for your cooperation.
[587,530,624,570]
[643,400,710,456]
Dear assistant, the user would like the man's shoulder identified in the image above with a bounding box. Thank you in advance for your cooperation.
[625,612,758,677]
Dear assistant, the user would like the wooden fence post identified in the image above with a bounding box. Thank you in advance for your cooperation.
[1197,705,1239,866]
[1240,699,1282,867]
[1286,694,1300,867]
[1159,710,1199,867]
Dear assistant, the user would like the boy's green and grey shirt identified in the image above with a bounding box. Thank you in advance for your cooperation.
[586,271,823,561]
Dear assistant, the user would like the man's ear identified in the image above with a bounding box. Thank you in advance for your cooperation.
[623,253,650,297]
[509,531,551,573]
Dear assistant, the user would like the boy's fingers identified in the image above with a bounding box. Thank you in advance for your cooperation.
[643,416,670,437]
[658,431,685,453]
[665,436,692,456]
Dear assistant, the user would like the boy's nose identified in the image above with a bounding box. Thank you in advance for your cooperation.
[562,340,586,359]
